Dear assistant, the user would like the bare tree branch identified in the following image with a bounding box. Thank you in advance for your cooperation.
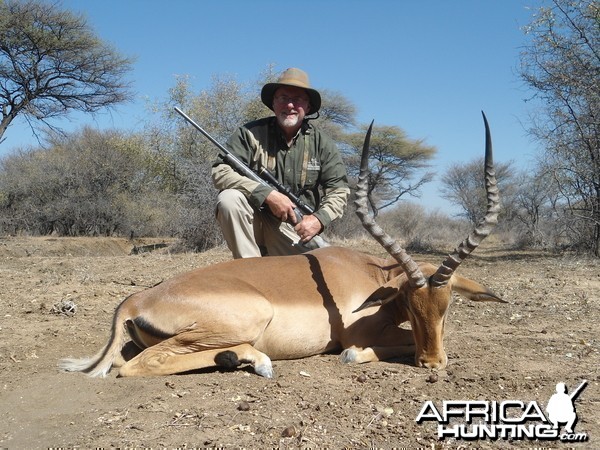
[0,0,134,143]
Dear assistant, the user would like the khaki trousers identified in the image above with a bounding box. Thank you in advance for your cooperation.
[216,189,310,259]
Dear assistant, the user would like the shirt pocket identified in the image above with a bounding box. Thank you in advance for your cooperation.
[304,158,321,188]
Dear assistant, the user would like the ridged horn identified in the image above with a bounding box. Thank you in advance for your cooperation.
[354,121,427,289]
[431,111,500,287]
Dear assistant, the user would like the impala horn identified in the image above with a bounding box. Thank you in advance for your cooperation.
[430,111,500,287]
[354,121,427,289]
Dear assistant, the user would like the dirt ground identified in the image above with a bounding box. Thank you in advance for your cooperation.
[0,236,598,449]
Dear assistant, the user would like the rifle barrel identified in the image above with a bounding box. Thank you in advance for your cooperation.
[174,107,266,186]
[174,107,228,153]
[569,380,588,401]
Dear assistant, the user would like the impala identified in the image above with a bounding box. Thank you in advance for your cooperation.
[60,112,504,378]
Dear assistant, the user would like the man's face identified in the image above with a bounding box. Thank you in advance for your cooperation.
[272,86,310,133]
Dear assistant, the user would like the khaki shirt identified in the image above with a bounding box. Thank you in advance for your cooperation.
[212,117,349,228]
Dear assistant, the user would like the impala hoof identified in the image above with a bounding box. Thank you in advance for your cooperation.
[340,348,358,364]
[255,363,274,379]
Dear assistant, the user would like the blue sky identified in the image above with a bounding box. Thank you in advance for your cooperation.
[2,0,545,211]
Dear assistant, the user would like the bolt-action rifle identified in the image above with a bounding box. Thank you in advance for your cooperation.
[174,107,329,249]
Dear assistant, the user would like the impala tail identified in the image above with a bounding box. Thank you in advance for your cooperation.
[58,299,130,377]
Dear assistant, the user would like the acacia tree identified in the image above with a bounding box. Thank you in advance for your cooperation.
[512,167,557,248]
[0,0,134,143]
[313,89,357,141]
[345,124,435,217]
[440,157,515,225]
[520,0,600,255]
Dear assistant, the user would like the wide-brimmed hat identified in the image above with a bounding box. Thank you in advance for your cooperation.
[261,68,321,113]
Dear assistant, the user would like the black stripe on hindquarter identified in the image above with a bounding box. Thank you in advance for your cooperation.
[126,317,174,349]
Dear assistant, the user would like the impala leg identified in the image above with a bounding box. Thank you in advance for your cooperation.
[340,344,415,364]
[341,311,415,364]
[118,342,273,378]
[213,344,274,378]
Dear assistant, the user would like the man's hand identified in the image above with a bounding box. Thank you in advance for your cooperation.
[264,191,323,242]
[265,190,297,224]
[294,215,323,243]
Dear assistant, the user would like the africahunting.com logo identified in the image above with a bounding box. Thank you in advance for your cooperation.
[416,380,589,443]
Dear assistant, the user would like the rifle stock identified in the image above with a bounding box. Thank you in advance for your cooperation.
[174,107,329,249]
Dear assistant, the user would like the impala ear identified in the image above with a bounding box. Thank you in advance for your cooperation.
[452,275,507,303]
[353,277,403,313]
